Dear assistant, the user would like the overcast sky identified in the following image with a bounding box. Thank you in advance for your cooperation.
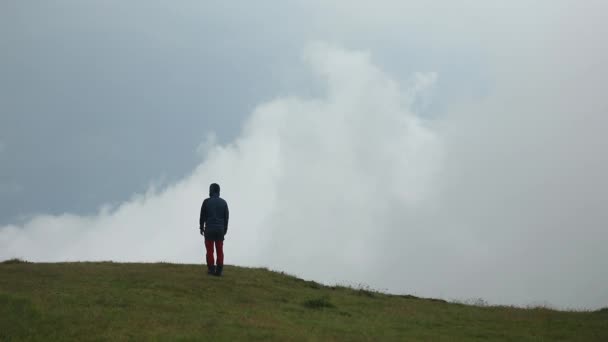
[1,1,607,309]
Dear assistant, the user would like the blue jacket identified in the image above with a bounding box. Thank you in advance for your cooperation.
[199,189,229,241]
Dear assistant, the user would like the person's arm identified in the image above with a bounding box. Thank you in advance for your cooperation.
[224,202,229,236]
[199,199,207,235]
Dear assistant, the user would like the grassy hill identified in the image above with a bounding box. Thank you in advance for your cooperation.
[1,260,606,341]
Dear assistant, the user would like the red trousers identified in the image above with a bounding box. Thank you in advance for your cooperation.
[205,240,224,266]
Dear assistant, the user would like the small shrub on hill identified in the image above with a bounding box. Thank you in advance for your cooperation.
[303,296,335,309]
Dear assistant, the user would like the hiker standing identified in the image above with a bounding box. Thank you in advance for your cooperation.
[199,183,229,276]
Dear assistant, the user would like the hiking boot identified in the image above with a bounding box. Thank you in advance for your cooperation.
[207,265,216,275]
[214,265,223,277]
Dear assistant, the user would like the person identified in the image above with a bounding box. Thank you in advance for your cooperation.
[199,183,229,276]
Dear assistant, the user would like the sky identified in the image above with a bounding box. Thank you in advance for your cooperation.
[1,1,607,309]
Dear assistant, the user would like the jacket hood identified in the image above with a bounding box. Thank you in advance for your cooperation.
[209,183,220,197]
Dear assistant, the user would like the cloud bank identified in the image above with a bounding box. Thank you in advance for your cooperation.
[0,42,441,268]
[2,41,607,309]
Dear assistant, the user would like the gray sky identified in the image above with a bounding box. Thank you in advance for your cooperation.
[1,1,607,309]
[0,1,486,223]
[0,2,297,222]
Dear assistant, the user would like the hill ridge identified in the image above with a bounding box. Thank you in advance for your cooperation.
[1,261,607,340]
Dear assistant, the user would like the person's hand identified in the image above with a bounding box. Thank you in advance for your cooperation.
[200,228,205,236]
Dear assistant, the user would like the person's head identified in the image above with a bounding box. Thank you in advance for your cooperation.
[209,183,220,197]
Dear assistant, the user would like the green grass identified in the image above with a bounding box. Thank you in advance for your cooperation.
[1,260,606,341]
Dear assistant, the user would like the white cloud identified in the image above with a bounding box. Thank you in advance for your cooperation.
[195,132,218,159]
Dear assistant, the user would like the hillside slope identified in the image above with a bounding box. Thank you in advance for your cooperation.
[1,261,606,341]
